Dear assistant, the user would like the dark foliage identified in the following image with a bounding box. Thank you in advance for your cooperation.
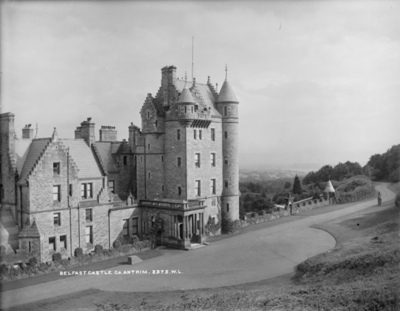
[52,252,62,262]
[365,145,400,182]
[292,175,303,195]
[74,247,83,258]
[94,244,103,255]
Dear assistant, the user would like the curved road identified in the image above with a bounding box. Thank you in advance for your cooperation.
[1,183,395,309]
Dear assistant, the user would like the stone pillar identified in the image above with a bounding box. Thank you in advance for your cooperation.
[183,216,187,239]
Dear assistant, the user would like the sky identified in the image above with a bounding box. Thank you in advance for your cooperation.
[1,0,399,172]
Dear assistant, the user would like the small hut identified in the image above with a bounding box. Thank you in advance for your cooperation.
[324,180,336,204]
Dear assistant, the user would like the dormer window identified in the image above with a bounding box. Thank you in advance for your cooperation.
[147,111,150,119]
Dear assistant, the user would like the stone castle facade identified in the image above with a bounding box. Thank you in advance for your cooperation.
[0,65,239,261]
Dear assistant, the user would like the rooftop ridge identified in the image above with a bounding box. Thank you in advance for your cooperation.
[57,140,80,175]
[25,140,52,184]
[91,143,107,176]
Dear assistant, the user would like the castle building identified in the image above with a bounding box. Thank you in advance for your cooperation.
[133,66,240,248]
[0,65,239,260]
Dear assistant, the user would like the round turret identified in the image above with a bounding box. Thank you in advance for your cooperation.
[216,76,239,222]
[177,87,196,127]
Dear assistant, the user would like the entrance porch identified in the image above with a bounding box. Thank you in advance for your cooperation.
[139,198,207,250]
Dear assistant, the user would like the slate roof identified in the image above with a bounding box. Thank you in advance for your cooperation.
[175,80,220,116]
[60,139,103,179]
[217,80,238,103]
[94,141,119,174]
[14,139,34,176]
[178,87,195,104]
[18,220,40,238]
[324,180,335,193]
[19,138,51,182]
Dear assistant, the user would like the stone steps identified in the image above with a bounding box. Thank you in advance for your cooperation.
[0,207,20,253]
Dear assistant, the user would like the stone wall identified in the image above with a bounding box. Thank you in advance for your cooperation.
[241,198,330,228]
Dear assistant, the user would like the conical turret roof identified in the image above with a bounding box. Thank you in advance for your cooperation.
[324,180,335,193]
[178,87,195,104]
[217,80,238,103]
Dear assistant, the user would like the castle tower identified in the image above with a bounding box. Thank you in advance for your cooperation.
[216,70,239,221]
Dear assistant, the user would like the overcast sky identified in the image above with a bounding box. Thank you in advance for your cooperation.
[1,0,399,171]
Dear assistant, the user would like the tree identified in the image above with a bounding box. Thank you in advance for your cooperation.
[284,181,292,189]
[292,175,303,195]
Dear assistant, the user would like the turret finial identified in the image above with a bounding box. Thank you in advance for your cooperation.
[225,64,228,80]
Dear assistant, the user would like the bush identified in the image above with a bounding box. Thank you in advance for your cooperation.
[0,245,6,256]
[29,256,38,266]
[74,247,83,258]
[52,252,62,262]
[94,244,103,255]
[395,193,400,208]
[113,240,122,250]
[130,235,140,244]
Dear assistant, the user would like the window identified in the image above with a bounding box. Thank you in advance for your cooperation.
[69,184,73,196]
[211,153,216,167]
[211,179,216,194]
[131,218,138,235]
[225,180,229,188]
[148,172,151,179]
[177,157,181,167]
[162,185,164,192]
[123,156,128,166]
[224,106,228,116]
[211,128,215,141]
[148,144,151,151]
[49,237,56,251]
[195,153,200,168]
[123,219,129,237]
[178,186,182,195]
[225,131,228,139]
[53,213,61,226]
[147,111,150,119]
[199,130,202,140]
[155,120,158,127]
[86,209,93,222]
[224,156,229,165]
[53,185,61,202]
[108,180,115,193]
[194,129,197,140]
[85,226,93,244]
[195,180,201,196]
[177,129,181,140]
[60,235,67,249]
[161,155,164,162]
[53,162,60,175]
[227,203,230,212]
[81,183,93,199]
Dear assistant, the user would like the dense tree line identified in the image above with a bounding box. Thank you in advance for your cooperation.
[363,144,400,182]
[303,161,363,185]
[239,144,399,214]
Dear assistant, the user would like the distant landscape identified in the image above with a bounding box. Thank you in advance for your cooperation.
[239,169,306,182]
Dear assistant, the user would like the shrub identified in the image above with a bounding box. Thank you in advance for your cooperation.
[74,247,83,258]
[0,245,6,256]
[113,240,122,250]
[52,252,62,262]
[221,213,241,234]
[130,235,140,244]
[29,256,38,266]
[395,193,400,208]
[94,244,103,255]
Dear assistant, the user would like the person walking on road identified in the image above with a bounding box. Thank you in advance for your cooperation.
[377,191,382,206]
